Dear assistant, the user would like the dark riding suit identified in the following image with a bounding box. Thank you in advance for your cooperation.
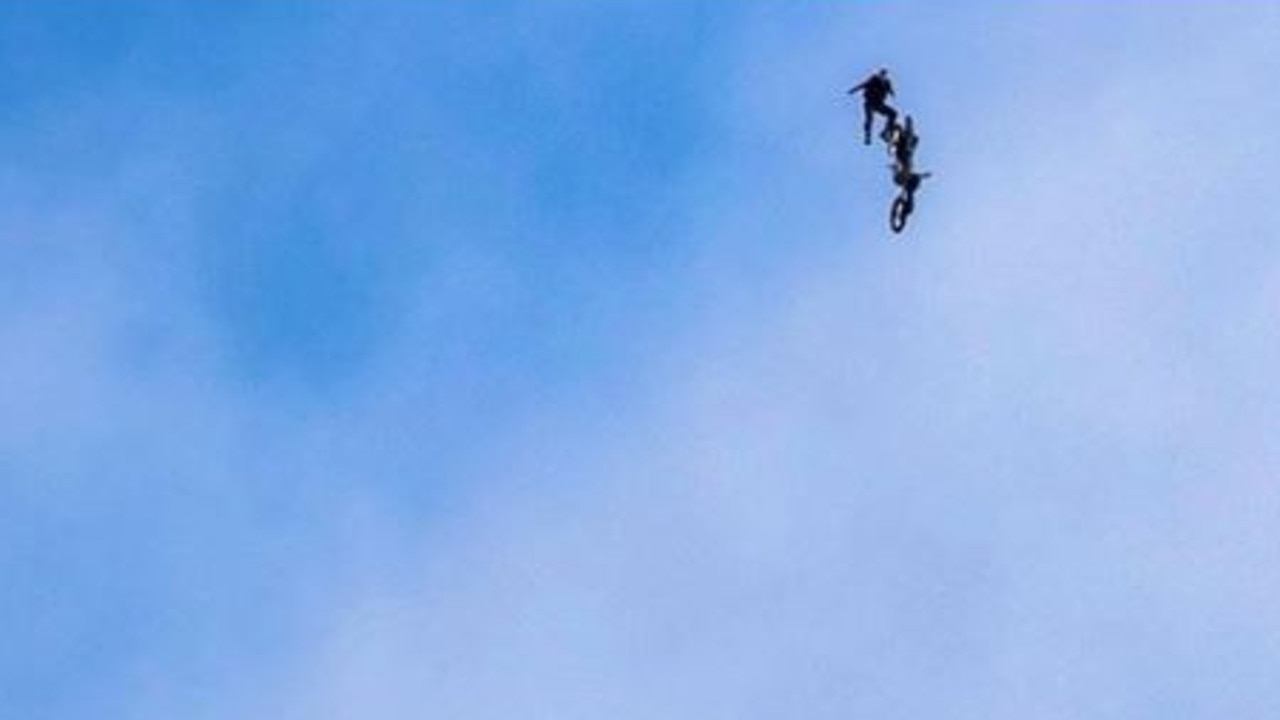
[850,74,898,144]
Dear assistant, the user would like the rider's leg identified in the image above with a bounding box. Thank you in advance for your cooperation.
[862,105,874,145]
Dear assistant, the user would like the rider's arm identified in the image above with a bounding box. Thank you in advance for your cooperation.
[847,81,867,95]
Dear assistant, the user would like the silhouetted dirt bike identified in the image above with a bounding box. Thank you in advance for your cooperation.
[888,170,930,234]
[889,192,913,233]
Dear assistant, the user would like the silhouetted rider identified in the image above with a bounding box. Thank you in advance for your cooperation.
[848,68,899,145]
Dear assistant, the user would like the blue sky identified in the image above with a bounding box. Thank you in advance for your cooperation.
[3,3,1280,719]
